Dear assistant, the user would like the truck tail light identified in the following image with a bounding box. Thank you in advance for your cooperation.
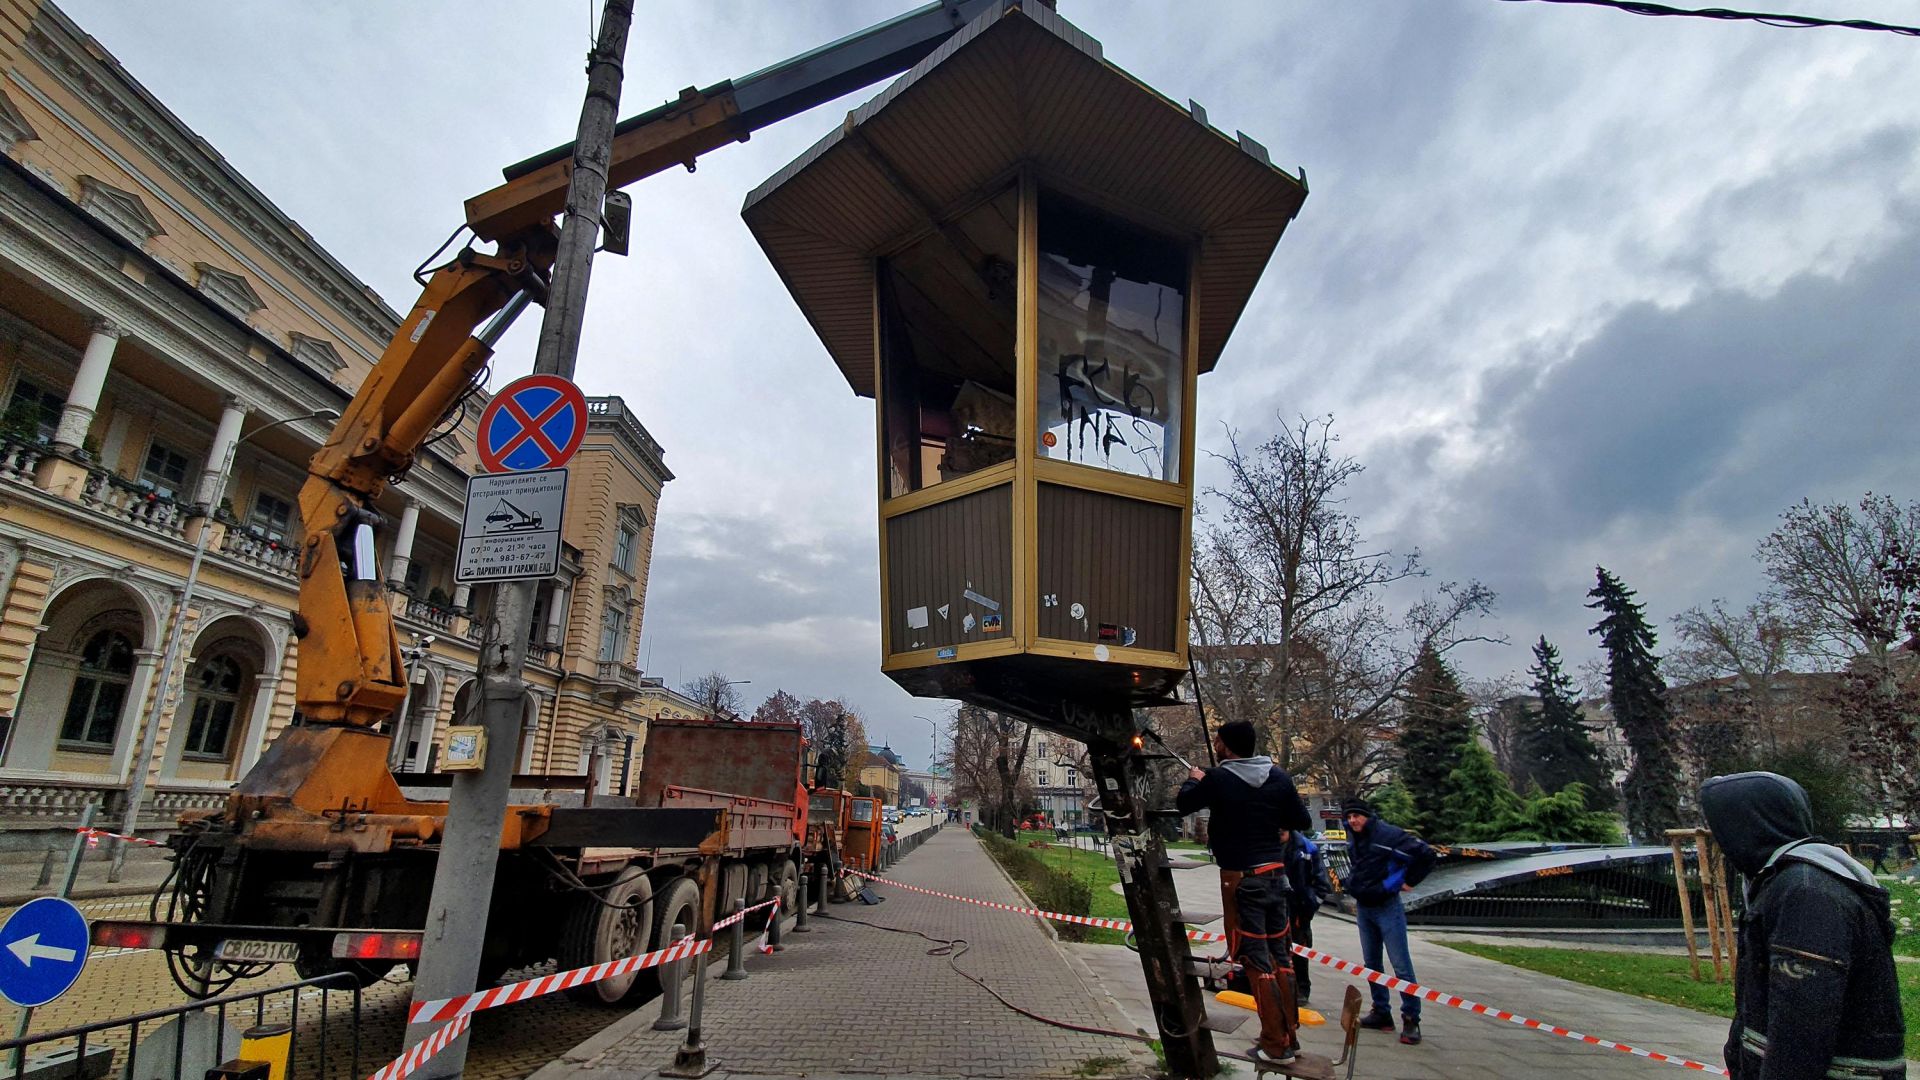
[92,922,166,950]
[331,932,422,961]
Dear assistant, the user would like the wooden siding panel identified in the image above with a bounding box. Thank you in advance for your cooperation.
[884,483,1014,655]
[1035,484,1180,652]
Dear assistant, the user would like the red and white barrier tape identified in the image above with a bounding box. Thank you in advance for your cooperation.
[849,868,1727,1075]
[407,934,709,1024]
[755,896,782,955]
[78,826,165,848]
[714,895,781,933]
[368,1014,469,1080]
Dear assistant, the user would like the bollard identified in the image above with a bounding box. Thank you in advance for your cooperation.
[792,872,811,933]
[768,895,785,953]
[652,922,689,1031]
[660,915,717,1078]
[720,899,748,981]
[238,1023,291,1080]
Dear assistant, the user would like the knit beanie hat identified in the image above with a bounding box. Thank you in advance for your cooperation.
[1341,798,1373,818]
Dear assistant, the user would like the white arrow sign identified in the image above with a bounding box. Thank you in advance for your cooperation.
[7,933,77,967]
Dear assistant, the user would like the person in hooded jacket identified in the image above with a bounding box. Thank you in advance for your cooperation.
[1342,798,1437,1043]
[1700,771,1905,1080]
[1176,720,1312,1069]
[1278,825,1335,1002]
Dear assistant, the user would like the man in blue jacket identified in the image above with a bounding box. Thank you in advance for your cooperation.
[1176,721,1312,1069]
[1342,798,1436,1044]
[1278,826,1334,1002]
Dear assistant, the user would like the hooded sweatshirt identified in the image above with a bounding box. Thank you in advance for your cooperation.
[1175,755,1310,873]
[1699,771,1905,1080]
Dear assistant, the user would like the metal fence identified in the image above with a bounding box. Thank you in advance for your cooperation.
[883,820,940,868]
[1,973,361,1080]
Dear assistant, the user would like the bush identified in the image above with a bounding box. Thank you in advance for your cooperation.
[978,826,1095,941]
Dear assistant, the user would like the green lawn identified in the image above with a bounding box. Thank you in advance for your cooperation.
[1441,941,1920,1060]
[1887,878,1920,956]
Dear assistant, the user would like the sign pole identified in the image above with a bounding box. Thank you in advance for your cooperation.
[402,2,632,1073]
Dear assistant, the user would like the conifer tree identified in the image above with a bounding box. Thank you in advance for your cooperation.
[1588,568,1683,840]
[1519,636,1611,808]
[1395,644,1476,840]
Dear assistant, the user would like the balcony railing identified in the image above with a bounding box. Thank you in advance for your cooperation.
[0,436,44,485]
[220,527,299,579]
[81,470,184,539]
[595,660,643,691]
[402,595,457,632]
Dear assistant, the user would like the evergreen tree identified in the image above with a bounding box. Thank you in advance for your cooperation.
[1519,636,1611,808]
[1395,645,1476,840]
[1440,741,1523,839]
[1588,567,1683,841]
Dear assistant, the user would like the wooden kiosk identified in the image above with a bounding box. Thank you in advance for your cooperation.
[745,3,1307,1074]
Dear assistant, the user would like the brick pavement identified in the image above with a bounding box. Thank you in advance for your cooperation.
[534,826,1157,1080]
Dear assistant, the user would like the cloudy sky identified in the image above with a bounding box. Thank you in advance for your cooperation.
[61,1,1918,768]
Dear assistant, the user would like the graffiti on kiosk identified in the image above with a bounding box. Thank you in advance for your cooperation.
[1047,348,1166,477]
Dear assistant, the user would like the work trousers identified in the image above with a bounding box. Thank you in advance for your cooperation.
[1356,895,1420,1021]
[1221,868,1299,1057]
[1291,910,1315,1000]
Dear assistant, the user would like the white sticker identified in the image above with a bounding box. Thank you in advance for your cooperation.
[1094,644,1110,662]
[937,604,950,620]
[1069,602,1086,621]
[906,606,929,630]
[963,589,1000,612]
[963,613,977,634]
[409,308,436,343]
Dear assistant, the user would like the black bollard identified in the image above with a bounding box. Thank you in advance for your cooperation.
[792,872,812,933]
[720,899,748,981]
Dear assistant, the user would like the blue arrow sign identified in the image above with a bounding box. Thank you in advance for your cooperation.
[0,896,89,1007]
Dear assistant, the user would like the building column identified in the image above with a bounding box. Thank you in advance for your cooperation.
[235,674,282,776]
[113,648,164,788]
[195,396,246,510]
[54,320,122,453]
[543,582,568,647]
[387,499,421,589]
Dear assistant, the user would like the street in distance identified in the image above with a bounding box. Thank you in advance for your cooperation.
[455,468,568,583]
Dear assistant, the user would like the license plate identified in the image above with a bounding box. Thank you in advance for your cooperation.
[215,938,300,963]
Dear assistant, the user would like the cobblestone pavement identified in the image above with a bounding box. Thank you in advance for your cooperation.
[536,827,1157,1080]
[0,893,634,1080]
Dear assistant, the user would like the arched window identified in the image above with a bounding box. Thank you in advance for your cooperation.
[59,630,135,748]
[183,654,245,760]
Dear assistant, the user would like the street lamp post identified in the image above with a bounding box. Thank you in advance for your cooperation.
[112,408,339,879]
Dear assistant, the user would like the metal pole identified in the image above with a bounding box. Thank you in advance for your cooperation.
[792,872,811,934]
[663,918,715,1077]
[403,2,632,1071]
[10,804,96,1061]
[720,899,748,981]
[652,922,689,1031]
[114,410,334,880]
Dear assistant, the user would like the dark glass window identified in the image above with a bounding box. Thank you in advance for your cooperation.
[183,654,244,759]
[5,377,65,444]
[1036,193,1188,482]
[141,442,192,498]
[59,630,136,747]
[248,492,293,543]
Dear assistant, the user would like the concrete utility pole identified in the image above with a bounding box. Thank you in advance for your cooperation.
[404,2,633,1072]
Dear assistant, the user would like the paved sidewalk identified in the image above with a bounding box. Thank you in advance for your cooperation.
[534,827,1157,1079]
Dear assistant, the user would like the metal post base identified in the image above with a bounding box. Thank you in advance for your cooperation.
[1084,719,1218,1078]
[659,1049,719,1079]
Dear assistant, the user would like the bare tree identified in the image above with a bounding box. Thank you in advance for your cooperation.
[683,671,747,719]
[1191,415,1495,786]
[1669,598,1809,755]
[1465,673,1525,782]
[1757,495,1920,662]
[945,704,1034,837]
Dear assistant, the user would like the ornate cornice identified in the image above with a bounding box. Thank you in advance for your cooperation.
[0,87,38,148]
[19,16,402,350]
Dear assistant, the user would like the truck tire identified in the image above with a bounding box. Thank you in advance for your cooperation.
[559,866,654,1005]
[745,864,770,923]
[635,875,700,999]
[777,860,799,915]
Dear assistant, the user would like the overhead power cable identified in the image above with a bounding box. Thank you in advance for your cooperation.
[1498,0,1920,36]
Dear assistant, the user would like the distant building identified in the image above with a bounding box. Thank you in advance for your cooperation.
[861,744,905,805]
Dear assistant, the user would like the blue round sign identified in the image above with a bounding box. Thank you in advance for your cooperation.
[0,896,89,1007]
[476,374,588,473]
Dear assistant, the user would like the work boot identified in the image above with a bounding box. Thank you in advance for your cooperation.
[1400,1019,1423,1045]
[1249,1045,1298,1069]
[1248,972,1300,1060]
[1358,1009,1395,1031]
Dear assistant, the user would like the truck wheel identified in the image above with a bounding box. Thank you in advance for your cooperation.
[745,864,770,923]
[559,867,653,1005]
[777,860,799,915]
[634,875,700,999]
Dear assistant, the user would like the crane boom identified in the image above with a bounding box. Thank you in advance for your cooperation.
[293,0,1002,730]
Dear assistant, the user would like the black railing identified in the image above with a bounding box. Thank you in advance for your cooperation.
[0,972,361,1080]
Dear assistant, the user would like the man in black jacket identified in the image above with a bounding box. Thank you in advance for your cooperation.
[1700,772,1905,1080]
[1278,826,1334,1002]
[1342,799,1437,1043]
[1176,721,1312,1069]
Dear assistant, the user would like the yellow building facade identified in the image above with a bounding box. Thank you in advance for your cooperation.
[0,0,692,844]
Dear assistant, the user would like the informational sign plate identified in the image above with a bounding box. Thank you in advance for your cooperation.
[0,896,89,1007]
[477,374,589,473]
[455,468,567,583]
